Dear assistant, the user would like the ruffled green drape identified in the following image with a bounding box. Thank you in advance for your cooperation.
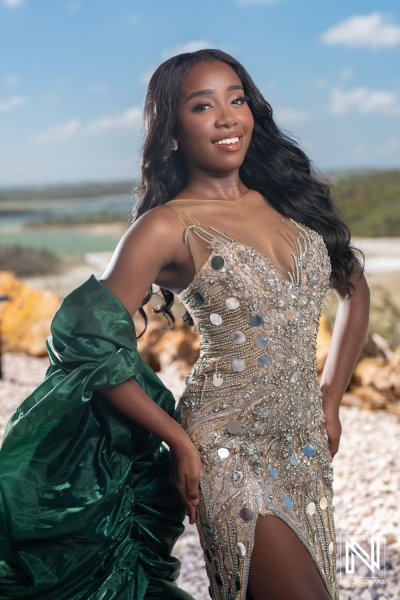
[0,275,193,599]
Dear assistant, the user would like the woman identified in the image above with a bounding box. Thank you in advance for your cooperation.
[0,49,369,600]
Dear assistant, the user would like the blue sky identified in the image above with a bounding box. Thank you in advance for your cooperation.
[1,0,399,186]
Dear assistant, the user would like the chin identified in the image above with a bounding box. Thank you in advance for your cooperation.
[203,155,245,172]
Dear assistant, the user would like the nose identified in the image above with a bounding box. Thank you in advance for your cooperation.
[214,103,238,128]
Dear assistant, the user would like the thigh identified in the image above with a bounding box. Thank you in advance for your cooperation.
[246,514,332,600]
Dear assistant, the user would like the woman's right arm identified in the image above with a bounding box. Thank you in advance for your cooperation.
[98,206,202,524]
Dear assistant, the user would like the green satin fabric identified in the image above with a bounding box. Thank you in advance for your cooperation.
[0,275,194,600]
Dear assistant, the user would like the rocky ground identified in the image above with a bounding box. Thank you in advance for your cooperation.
[0,353,399,600]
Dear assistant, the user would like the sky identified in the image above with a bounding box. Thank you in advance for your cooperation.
[0,0,400,186]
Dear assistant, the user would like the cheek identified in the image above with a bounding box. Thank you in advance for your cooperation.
[178,114,212,144]
[242,108,254,133]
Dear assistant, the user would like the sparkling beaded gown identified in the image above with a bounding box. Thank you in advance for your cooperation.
[168,190,338,600]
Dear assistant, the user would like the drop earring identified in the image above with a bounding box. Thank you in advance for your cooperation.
[171,137,179,151]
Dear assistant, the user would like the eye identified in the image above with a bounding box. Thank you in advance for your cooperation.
[233,95,249,106]
[192,102,212,113]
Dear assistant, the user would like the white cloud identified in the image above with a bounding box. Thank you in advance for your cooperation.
[273,106,310,125]
[33,106,142,143]
[139,68,155,86]
[85,83,108,94]
[0,95,26,112]
[320,12,400,49]
[5,74,19,86]
[129,13,139,25]
[353,138,400,157]
[66,1,80,11]
[33,118,81,143]
[328,86,400,115]
[85,107,142,134]
[340,67,353,81]
[3,0,24,7]
[237,0,282,4]
[316,77,329,88]
[161,40,212,60]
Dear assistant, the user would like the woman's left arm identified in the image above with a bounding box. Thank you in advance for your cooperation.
[320,264,370,460]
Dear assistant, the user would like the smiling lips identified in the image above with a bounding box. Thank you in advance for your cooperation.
[213,135,243,151]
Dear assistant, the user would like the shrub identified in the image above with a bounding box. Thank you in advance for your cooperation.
[0,245,61,277]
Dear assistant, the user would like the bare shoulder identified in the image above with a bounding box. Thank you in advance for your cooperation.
[127,203,185,246]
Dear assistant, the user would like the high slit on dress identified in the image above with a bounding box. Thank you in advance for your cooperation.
[167,189,338,600]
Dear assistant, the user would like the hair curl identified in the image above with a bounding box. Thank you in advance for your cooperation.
[132,49,363,337]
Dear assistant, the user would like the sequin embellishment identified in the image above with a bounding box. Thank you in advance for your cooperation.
[210,313,222,325]
[211,255,225,270]
[172,206,337,600]
[226,297,240,310]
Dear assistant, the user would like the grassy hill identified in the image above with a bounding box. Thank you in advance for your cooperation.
[0,169,399,236]
[0,180,134,202]
[332,169,400,237]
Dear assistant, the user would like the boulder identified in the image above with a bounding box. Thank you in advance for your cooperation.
[0,271,60,357]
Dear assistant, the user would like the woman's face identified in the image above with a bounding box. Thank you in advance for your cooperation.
[174,60,254,173]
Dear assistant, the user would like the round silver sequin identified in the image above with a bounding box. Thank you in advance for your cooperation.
[284,308,297,320]
[284,495,293,510]
[232,330,246,344]
[258,354,272,368]
[329,541,334,554]
[255,333,269,348]
[210,313,222,326]
[236,542,246,557]
[218,447,229,459]
[232,358,246,372]
[211,255,225,270]
[320,496,328,510]
[227,420,242,434]
[303,443,315,457]
[289,454,299,466]
[306,502,316,515]
[250,315,263,327]
[212,373,224,387]
[239,507,253,522]
[226,297,240,310]
[232,470,243,483]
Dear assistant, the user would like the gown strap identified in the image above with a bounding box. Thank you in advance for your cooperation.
[166,201,231,245]
[166,201,231,275]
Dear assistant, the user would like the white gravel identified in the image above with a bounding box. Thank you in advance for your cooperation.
[1,353,399,599]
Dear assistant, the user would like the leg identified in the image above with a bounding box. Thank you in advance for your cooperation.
[246,514,332,600]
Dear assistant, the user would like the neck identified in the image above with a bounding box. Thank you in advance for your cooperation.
[183,169,247,201]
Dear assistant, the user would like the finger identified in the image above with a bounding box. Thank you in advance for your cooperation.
[187,501,197,524]
[186,474,201,506]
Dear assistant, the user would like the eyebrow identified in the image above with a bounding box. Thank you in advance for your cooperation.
[183,84,244,104]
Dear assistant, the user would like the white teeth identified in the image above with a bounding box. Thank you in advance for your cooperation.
[215,136,240,145]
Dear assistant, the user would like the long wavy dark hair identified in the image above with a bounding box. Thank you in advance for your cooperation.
[132,49,363,337]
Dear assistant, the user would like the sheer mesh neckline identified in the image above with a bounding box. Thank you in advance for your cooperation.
[176,217,315,299]
[168,188,252,203]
